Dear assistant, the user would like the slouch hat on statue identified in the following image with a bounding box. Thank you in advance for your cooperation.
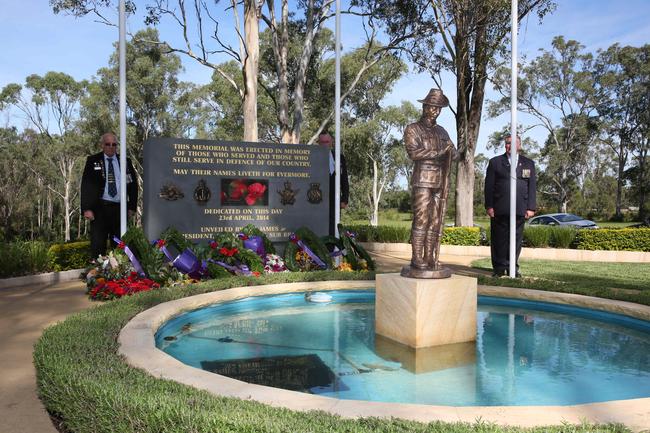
[418,88,449,107]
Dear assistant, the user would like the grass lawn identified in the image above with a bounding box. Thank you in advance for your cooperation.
[472,258,650,305]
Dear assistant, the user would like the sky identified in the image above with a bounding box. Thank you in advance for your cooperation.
[1,0,649,157]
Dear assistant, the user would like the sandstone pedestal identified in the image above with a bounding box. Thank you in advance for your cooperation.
[375,273,477,348]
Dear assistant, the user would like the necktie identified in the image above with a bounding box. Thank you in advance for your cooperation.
[107,157,117,198]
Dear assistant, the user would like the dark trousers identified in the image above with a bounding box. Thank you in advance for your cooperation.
[329,201,336,237]
[90,200,121,259]
[490,215,525,274]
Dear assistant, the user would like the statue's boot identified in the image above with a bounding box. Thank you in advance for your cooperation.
[425,229,439,269]
[410,228,428,269]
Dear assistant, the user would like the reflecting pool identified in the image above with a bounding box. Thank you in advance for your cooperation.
[156,291,650,406]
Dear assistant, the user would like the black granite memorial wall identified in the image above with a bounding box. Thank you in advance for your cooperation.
[143,138,329,243]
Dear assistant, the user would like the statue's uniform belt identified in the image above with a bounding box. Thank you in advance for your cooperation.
[415,160,442,183]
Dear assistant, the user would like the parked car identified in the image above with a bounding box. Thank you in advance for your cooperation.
[527,213,599,229]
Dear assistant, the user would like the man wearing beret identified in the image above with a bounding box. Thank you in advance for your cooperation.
[484,135,536,277]
[402,89,457,278]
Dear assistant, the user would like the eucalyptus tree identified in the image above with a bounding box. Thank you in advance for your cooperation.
[355,0,555,226]
[1,72,88,241]
[81,28,203,219]
[489,37,600,213]
[0,128,38,239]
[52,0,415,146]
[344,102,418,225]
[595,44,650,218]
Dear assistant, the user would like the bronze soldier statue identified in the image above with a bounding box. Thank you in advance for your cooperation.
[401,89,456,279]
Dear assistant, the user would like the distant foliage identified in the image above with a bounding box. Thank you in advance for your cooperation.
[575,228,650,252]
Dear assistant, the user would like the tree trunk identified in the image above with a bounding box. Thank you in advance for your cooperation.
[615,137,628,219]
[47,190,53,239]
[267,0,290,142]
[289,0,321,144]
[638,143,648,220]
[452,21,486,228]
[371,159,379,226]
[63,178,71,242]
[77,207,82,240]
[243,0,260,142]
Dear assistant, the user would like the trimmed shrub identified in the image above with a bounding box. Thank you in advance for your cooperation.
[342,225,481,246]
[523,226,551,248]
[343,224,411,243]
[441,227,482,246]
[48,241,91,272]
[575,228,650,252]
[550,227,578,249]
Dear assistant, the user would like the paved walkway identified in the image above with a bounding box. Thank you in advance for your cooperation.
[0,252,487,433]
[0,280,92,433]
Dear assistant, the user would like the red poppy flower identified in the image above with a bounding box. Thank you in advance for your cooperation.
[118,241,126,249]
[157,239,166,248]
[219,247,238,257]
[209,241,218,250]
[229,180,248,200]
[245,182,266,205]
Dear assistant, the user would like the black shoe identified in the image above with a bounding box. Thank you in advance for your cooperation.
[516,272,522,278]
[492,270,505,278]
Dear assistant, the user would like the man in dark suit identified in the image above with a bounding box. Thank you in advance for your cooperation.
[81,132,138,259]
[318,131,349,236]
[484,135,536,277]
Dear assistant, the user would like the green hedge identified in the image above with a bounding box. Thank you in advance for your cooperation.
[575,228,650,252]
[345,224,650,252]
[342,225,482,246]
[441,227,482,246]
[0,240,90,278]
[0,241,51,278]
[48,241,91,272]
[33,272,625,433]
[343,224,411,242]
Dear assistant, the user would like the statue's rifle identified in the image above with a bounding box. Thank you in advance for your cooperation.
[433,142,456,269]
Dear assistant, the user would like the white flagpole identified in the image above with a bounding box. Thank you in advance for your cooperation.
[119,0,127,236]
[334,0,341,238]
[509,0,518,278]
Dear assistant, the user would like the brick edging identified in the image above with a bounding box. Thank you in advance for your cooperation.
[0,268,84,290]
[360,242,650,263]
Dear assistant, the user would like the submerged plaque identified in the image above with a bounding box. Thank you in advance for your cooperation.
[143,138,329,243]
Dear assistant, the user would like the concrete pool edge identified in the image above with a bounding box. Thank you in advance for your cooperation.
[118,279,650,431]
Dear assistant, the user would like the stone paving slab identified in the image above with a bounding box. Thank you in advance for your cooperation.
[0,280,93,433]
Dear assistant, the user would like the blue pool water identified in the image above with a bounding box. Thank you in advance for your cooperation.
[155,291,650,406]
